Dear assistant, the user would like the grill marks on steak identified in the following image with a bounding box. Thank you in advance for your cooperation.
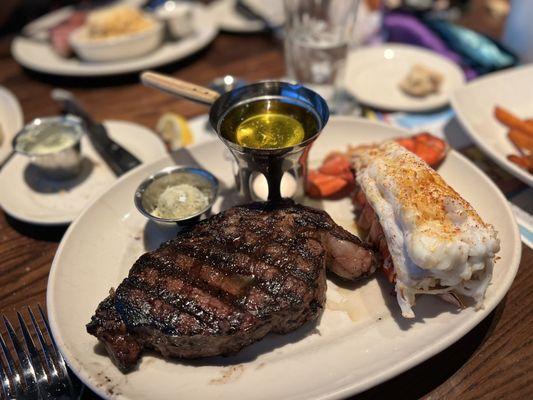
[87,200,377,372]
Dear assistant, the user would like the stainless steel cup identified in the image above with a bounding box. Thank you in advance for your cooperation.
[209,81,329,201]
[13,115,85,180]
[134,166,219,227]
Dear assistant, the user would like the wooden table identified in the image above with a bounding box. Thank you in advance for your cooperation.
[0,4,531,399]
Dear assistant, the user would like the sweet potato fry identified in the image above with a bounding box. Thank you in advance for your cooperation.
[508,129,533,154]
[507,154,533,172]
[494,106,533,137]
[319,154,351,175]
[395,132,447,168]
[307,171,348,198]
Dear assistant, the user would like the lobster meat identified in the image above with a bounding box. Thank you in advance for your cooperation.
[307,132,447,199]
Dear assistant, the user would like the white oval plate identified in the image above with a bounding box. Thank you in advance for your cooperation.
[209,0,265,33]
[451,65,533,187]
[47,117,520,400]
[345,44,465,112]
[0,120,166,225]
[0,86,24,163]
[11,4,218,77]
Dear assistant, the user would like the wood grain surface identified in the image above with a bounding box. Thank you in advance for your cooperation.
[0,1,531,399]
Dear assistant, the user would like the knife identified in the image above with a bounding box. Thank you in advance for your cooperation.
[51,89,141,176]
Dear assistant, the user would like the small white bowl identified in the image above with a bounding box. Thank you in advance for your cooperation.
[13,115,85,180]
[69,18,164,62]
[155,1,194,39]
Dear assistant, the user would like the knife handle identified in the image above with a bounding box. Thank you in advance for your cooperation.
[141,71,220,106]
[91,124,141,176]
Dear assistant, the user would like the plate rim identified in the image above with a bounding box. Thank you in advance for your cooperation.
[451,64,533,187]
[321,123,522,397]
[346,43,466,112]
[0,85,24,162]
[46,116,522,400]
[0,119,166,225]
[11,3,219,77]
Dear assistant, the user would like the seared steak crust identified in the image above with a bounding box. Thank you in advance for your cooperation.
[87,200,376,372]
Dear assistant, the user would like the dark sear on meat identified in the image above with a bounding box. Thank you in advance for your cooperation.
[87,200,378,372]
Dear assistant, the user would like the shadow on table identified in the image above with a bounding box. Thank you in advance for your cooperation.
[23,157,94,193]
[5,214,67,242]
[349,300,505,400]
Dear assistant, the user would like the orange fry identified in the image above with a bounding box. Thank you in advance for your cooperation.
[508,130,533,154]
[494,106,533,137]
[319,154,351,175]
[396,137,416,152]
[307,172,348,198]
[395,132,447,168]
[507,154,533,173]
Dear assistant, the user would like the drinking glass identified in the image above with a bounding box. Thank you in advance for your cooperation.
[283,0,360,110]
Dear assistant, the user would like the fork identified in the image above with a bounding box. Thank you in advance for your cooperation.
[0,305,81,399]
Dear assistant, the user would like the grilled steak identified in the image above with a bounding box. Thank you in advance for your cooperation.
[87,200,378,372]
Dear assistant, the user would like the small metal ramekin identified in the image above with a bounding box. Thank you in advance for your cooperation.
[134,166,218,226]
[208,80,329,201]
[13,115,85,180]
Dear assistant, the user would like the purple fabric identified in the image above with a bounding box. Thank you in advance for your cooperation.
[383,12,477,79]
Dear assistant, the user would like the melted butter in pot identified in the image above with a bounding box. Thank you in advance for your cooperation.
[326,288,363,322]
[220,99,319,150]
[235,113,305,149]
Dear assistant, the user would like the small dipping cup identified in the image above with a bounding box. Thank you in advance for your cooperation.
[134,166,218,226]
[13,115,84,180]
[209,81,329,202]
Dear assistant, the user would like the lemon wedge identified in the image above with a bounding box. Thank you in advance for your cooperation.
[155,112,193,150]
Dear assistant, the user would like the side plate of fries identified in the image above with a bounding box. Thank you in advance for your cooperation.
[451,65,533,187]
[494,106,533,173]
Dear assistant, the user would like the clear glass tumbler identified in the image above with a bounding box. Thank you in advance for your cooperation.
[283,0,360,109]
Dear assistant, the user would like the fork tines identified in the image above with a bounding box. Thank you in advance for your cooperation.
[0,305,76,399]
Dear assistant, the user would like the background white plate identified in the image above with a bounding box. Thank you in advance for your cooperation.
[0,120,166,225]
[345,44,465,112]
[0,86,24,163]
[47,117,521,400]
[11,4,218,77]
[452,65,533,187]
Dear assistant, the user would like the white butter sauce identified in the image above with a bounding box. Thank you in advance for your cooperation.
[16,127,78,155]
[152,183,209,219]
